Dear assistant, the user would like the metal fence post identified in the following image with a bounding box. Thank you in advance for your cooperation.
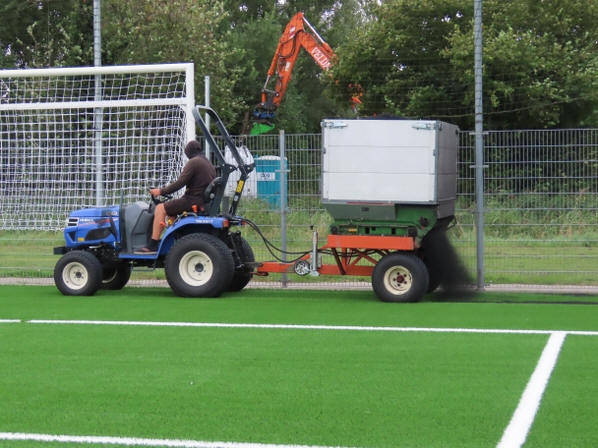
[279,130,288,288]
[204,75,210,160]
[93,0,103,206]
[474,0,485,290]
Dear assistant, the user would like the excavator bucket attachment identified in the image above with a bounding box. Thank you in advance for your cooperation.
[250,122,275,136]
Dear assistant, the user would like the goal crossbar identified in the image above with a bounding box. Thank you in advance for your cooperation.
[0,63,195,78]
[0,98,189,111]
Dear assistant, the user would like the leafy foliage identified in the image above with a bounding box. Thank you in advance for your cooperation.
[1,0,598,131]
[102,0,245,126]
[0,0,93,67]
[222,0,368,133]
[329,0,598,129]
[449,0,598,129]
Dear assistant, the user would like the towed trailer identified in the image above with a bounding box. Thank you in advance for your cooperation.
[257,233,424,301]
[254,118,468,302]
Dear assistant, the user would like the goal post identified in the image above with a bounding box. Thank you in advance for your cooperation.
[0,63,195,231]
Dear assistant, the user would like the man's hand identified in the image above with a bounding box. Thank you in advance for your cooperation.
[149,188,162,197]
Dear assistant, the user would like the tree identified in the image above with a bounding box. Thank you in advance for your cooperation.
[449,0,598,128]
[222,0,370,133]
[329,0,598,129]
[102,0,245,126]
[0,0,93,68]
[0,0,374,133]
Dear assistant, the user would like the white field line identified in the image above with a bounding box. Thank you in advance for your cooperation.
[496,331,567,448]
[0,319,21,323]
[0,432,352,448]
[5,319,596,337]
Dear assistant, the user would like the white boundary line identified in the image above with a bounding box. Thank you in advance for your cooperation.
[0,432,350,448]
[496,332,567,448]
[0,318,594,336]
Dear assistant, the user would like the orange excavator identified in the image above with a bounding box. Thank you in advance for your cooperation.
[250,12,359,135]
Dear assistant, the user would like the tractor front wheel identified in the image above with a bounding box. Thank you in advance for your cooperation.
[165,233,234,298]
[101,262,132,290]
[54,250,103,296]
[372,252,429,302]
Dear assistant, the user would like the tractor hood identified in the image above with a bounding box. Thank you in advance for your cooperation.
[63,205,120,248]
[66,205,120,233]
[69,206,120,219]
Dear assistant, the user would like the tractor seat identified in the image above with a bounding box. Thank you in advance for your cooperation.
[203,176,224,204]
[169,177,225,222]
[172,176,225,220]
[196,176,226,215]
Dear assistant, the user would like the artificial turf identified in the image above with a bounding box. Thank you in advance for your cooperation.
[1,286,598,447]
[524,335,598,448]
[1,286,598,331]
[1,322,545,447]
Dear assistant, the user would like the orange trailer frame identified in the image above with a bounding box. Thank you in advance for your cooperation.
[256,234,416,277]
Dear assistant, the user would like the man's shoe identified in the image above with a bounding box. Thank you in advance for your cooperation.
[134,238,160,254]
[134,246,157,254]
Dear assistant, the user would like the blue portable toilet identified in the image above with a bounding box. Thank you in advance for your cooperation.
[255,155,288,208]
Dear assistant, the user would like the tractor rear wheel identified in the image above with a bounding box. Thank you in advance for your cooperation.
[165,233,234,298]
[228,237,255,292]
[54,250,103,296]
[372,252,429,302]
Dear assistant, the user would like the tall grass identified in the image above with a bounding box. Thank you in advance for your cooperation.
[1,195,597,285]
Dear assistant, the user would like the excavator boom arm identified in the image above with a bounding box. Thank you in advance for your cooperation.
[249,12,361,136]
[259,12,336,112]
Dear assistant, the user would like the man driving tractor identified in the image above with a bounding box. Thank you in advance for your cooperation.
[136,140,216,253]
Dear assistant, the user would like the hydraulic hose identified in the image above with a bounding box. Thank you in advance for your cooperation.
[241,217,313,263]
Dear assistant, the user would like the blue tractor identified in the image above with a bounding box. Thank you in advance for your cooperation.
[53,107,256,298]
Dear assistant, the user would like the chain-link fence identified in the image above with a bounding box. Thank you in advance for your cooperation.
[459,129,598,285]
[1,129,597,286]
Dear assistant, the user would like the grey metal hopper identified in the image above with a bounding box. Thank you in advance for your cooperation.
[321,118,459,220]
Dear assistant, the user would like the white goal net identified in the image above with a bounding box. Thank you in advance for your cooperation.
[0,63,195,231]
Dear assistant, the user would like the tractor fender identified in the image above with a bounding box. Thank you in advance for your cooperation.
[156,215,230,256]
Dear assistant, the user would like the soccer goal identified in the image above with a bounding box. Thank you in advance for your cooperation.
[0,63,195,231]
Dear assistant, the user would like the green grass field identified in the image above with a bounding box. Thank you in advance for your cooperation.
[1,286,598,448]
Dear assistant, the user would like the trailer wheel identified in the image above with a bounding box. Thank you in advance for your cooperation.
[229,237,255,292]
[101,262,132,290]
[165,233,234,298]
[54,250,103,296]
[372,253,429,302]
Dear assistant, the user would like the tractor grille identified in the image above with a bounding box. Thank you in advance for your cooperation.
[67,217,79,227]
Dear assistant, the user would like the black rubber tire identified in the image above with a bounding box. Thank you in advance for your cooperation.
[101,262,132,290]
[165,233,234,298]
[371,252,429,303]
[228,237,255,292]
[54,250,103,296]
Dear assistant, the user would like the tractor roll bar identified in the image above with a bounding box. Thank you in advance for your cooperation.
[192,106,255,216]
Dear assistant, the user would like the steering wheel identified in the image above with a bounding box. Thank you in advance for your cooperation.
[149,190,173,206]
